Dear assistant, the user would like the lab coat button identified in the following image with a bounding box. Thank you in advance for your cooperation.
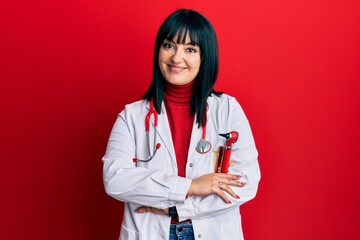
[189,163,193,167]
[198,234,202,238]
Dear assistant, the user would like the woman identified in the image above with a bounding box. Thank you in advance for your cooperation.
[103,9,260,240]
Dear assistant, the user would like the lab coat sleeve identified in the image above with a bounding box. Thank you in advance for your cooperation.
[176,97,261,220]
[102,106,191,209]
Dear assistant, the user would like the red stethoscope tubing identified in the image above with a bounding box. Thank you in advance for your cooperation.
[145,99,158,131]
[133,99,209,164]
[146,99,206,140]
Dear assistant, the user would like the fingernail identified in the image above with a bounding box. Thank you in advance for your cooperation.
[228,200,232,204]
[235,195,240,199]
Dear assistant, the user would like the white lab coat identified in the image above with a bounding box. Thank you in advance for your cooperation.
[103,94,260,240]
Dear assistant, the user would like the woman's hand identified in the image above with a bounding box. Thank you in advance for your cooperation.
[188,173,246,204]
[135,206,169,215]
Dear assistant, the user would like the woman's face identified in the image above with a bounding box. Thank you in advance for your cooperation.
[158,34,201,85]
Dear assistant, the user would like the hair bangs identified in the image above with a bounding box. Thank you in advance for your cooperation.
[164,21,200,47]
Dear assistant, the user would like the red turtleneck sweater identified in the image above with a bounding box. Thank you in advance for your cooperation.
[164,81,195,178]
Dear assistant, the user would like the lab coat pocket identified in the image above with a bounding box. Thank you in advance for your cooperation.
[195,151,217,176]
[212,140,225,173]
[120,225,141,240]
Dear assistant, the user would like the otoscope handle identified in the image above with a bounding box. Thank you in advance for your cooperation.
[217,131,239,173]
[220,148,232,173]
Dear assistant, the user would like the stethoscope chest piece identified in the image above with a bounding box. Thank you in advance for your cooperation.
[195,138,212,154]
[195,114,211,154]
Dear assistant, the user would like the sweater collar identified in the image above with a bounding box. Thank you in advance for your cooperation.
[164,80,194,105]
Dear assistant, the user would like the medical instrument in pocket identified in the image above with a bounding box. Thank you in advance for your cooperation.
[215,131,238,173]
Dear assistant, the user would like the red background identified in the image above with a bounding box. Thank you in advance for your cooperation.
[1,0,359,239]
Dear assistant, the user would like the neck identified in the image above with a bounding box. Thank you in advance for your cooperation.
[164,81,194,105]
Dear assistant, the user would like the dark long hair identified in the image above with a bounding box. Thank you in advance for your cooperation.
[143,9,222,128]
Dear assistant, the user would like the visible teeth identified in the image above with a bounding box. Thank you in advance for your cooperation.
[170,66,183,73]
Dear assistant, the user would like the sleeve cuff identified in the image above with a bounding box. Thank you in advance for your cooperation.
[168,176,192,202]
[175,198,196,221]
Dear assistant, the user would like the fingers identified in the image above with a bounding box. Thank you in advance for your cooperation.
[135,206,151,213]
[218,181,240,201]
[211,180,238,203]
[218,173,246,186]
[136,206,149,213]
[212,185,232,204]
[212,174,246,203]
[135,206,169,215]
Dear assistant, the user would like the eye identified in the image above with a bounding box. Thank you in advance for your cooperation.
[162,42,174,49]
[187,47,198,53]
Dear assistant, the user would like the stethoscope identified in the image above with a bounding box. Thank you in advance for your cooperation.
[133,99,212,164]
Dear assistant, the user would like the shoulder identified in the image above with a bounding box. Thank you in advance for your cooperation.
[124,99,147,110]
[208,93,247,120]
[120,99,149,118]
[208,93,242,110]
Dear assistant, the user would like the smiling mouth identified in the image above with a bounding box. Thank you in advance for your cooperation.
[168,64,185,73]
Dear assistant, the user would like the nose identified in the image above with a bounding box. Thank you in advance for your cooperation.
[170,48,183,63]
